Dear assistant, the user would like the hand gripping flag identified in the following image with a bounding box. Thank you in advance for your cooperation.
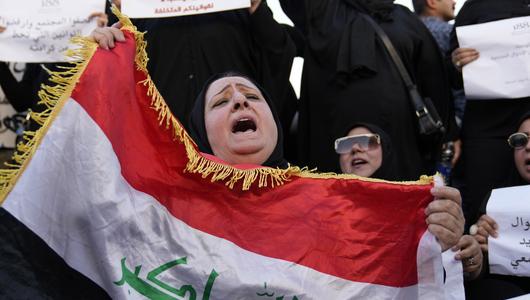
[0,13,462,300]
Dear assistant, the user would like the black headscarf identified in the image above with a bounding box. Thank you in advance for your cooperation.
[188,72,288,168]
[508,111,530,185]
[343,0,395,21]
[340,123,397,181]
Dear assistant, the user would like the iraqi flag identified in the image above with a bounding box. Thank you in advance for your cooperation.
[0,16,461,300]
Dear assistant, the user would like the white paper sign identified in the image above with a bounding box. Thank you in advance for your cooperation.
[0,0,106,62]
[487,185,530,276]
[456,16,530,100]
[121,0,250,19]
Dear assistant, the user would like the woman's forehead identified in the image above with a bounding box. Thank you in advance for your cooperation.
[348,126,372,136]
[206,76,260,100]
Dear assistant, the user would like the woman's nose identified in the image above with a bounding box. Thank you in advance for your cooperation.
[232,92,249,111]
[351,143,364,153]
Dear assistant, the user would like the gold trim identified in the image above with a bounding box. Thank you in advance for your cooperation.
[0,7,432,204]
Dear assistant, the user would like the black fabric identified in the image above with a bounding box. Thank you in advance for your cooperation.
[341,123,398,181]
[280,0,457,180]
[132,3,296,137]
[0,63,42,112]
[189,72,288,169]
[449,0,530,226]
[343,0,395,21]
[0,208,111,300]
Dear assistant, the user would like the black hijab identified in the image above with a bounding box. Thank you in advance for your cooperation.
[188,72,288,168]
[341,123,397,181]
[513,111,530,184]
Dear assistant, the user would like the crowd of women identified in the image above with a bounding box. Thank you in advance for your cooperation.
[1,0,530,298]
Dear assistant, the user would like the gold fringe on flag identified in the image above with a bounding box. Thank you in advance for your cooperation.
[0,7,432,204]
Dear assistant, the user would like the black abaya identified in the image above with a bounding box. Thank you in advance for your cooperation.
[449,0,530,226]
[281,0,457,179]
[132,3,296,135]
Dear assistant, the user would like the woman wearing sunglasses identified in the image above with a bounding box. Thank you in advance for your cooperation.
[465,112,530,299]
[336,123,483,280]
[335,123,397,181]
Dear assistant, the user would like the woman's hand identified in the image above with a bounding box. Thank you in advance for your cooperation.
[426,186,465,251]
[89,22,125,50]
[471,214,498,253]
[249,0,262,14]
[453,235,483,278]
[452,47,479,72]
[0,26,6,33]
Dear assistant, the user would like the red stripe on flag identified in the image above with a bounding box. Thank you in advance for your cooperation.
[71,32,433,287]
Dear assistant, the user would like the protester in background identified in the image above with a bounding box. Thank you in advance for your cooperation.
[336,123,481,278]
[465,112,530,299]
[449,0,530,228]
[279,0,458,180]
[92,0,297,149]
[414,0,466,131]
[336,123,397,181]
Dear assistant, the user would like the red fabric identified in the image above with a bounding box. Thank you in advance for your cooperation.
[71,31,433,288]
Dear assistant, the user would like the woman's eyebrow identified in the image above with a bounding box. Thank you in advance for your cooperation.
[213,85,231,97]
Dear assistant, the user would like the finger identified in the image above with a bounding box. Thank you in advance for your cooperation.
[457,243,480,260]
[480,215,499,230]
[460,53,480,67]
[427,212,463,245]
[92,31,110,50]
[480,244,488,253]
[88,12,103,20]
[428,223,460,251]
[474,234,487,244]
[426,199,463,221]
[452,234,472,251]
[430,186,462,206]
[111,21,123,29]
[478,217,498,238]
[96,28,115,49]
[108,27,125,43]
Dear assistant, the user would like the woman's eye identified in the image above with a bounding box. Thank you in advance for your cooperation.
[213,99,228,107]
[246,94,259,100]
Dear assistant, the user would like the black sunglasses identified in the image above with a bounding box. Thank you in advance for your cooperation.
[508,132,529,149]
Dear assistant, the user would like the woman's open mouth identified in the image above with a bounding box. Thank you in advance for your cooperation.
[351,158,367,167]
[232,118,257,134]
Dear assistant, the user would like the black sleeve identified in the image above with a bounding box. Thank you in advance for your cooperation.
[0,63,39,112]
[415,21,459,142]
[250,2,294,53]
[448,1,478,90]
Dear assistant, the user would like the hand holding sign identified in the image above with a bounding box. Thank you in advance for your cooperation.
[472,214,499,253]
[451,47,479,72]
